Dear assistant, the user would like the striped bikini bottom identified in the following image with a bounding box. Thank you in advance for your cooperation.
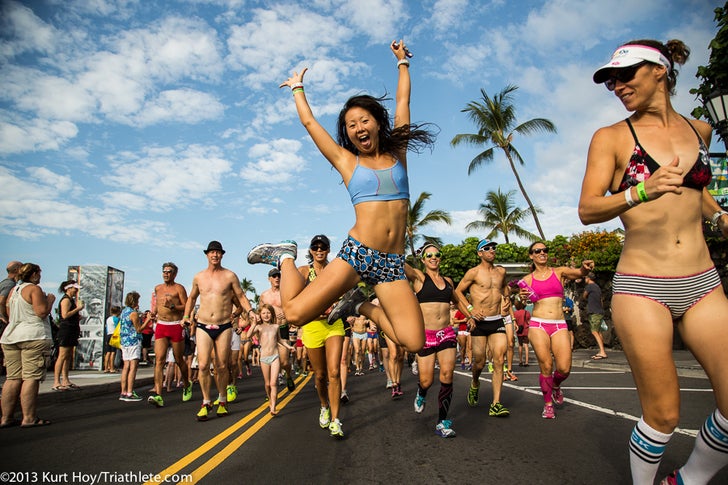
[612,267,721,319]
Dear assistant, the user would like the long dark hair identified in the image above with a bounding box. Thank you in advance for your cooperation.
[335,94,437,156]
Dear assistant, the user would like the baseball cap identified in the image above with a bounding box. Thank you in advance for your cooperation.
[310,235,330,249]
[593,44,671,84]
[268,268,281,277]
[477,239,497,251]
[64,282,81,290]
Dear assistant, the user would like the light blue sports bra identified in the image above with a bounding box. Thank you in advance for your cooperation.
[346,157,410,206]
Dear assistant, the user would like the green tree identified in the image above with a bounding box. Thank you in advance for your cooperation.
[240,278,258,304]
[690,2,728,131]
[406,191,452,267]
[466,188,541,243]
[451,85,557,240]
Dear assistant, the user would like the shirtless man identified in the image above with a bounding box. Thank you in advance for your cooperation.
[148,262,191,408]
[259,268,295,392]
[183,241,255,421]
[350,314,368,377]
[453,239,510,417]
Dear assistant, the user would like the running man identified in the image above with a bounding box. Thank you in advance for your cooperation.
[453,239,510,417]
[183,241,255,421]
[148,262,192,407]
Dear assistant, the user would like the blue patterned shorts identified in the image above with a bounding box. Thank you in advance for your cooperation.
[336,235,406,286]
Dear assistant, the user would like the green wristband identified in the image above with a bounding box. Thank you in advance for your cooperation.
[636,182,649,202]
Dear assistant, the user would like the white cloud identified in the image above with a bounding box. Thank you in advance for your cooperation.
[134,88,224,126]
[0,1,57,60]
[0,115,79,154]
[239,138,308,183]
[102,144,234,210]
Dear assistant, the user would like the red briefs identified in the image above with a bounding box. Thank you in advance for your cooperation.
[154,320,184,342]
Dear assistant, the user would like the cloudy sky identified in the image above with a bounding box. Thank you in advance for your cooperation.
[0,0,721,304]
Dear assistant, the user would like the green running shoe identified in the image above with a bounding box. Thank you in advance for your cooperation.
[467,383,479,407]
[489,402,510,417]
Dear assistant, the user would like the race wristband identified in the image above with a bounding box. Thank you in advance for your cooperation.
[636,182,649,202]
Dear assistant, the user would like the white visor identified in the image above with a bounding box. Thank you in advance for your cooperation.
[593,44,671,84]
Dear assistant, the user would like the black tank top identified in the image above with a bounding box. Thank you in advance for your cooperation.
[57,294,80,328]
[416,274,453,304]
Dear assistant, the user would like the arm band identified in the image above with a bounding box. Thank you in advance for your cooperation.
[624,187,637,207]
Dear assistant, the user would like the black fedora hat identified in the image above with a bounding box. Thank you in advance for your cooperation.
[204,240,225,255]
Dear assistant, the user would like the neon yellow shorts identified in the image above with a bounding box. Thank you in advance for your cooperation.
[301,318,345,349]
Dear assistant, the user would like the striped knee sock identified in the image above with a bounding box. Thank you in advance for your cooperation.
[678,409,728,483]
[629,417,672,485]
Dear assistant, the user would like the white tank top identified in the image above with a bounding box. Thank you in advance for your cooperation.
[0,282,52,344]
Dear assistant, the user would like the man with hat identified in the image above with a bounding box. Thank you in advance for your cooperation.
[259,266,295,392]
[183,241,256,421]
[453,239,511,417]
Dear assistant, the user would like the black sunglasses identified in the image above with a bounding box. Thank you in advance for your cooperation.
[604,61,648,91]
[530,248,549,255]
[310,245,329,251]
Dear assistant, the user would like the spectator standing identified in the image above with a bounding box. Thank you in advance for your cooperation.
[119,291,151,402]
[0,261,22,371]
[0,263,55,427]
[52,280,84,390]
[583,273,607,360]
[104,306,121,373]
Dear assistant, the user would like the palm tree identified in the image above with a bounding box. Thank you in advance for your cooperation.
[406,191,452,267]
[466,188,541,244]
[451,84,556,239]
[240,278,258,305]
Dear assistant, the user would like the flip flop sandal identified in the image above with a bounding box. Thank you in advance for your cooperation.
[21,418,51,428]
[51,386,69,391]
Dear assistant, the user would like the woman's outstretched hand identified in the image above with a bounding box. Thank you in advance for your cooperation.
[391,39,412,59]
[279,67,308,89]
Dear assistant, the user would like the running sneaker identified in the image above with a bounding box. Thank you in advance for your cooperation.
[329,418,344,438]
[386,379,393,389]
[489,402,510,417]
[542,403,556,419]
[182,381,193,402]
[148,393,164,407]
[127,391,142,402]
[246,365,252,377]
[411,360,419,375]
[487,362,494,373]
[391,383,404,399]
[196,403,213,421]
[414,394,426,413]
[552,387,564,406]
[379,363,384,372]
[505,369,518,381]
[216,401,229,417]
[319,406,331,428]
[659,470,681,485]
[247,241,297,267]
[286,375,295,392]
[340,390,349,404]
[467,383,479,407]
[435,420,456,438]
[118,393,126,401]
[226,384,237,402]
[328,286,367,324]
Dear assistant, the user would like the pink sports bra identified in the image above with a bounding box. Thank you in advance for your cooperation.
[529,270,564,301]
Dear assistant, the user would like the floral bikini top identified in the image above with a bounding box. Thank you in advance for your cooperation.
[615,117,712,193]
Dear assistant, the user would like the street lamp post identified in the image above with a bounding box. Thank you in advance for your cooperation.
[706,89,728,155]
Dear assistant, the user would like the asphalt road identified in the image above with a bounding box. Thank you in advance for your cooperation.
[1,353,726,485]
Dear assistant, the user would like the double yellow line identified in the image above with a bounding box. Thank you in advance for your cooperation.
[145,373,312,485]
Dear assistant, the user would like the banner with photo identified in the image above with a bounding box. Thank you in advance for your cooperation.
[67,265,124,370]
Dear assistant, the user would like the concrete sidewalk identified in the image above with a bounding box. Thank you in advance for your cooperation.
[0,348,707,406]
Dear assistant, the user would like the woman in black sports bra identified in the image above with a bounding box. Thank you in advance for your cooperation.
[580,39,728,485]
